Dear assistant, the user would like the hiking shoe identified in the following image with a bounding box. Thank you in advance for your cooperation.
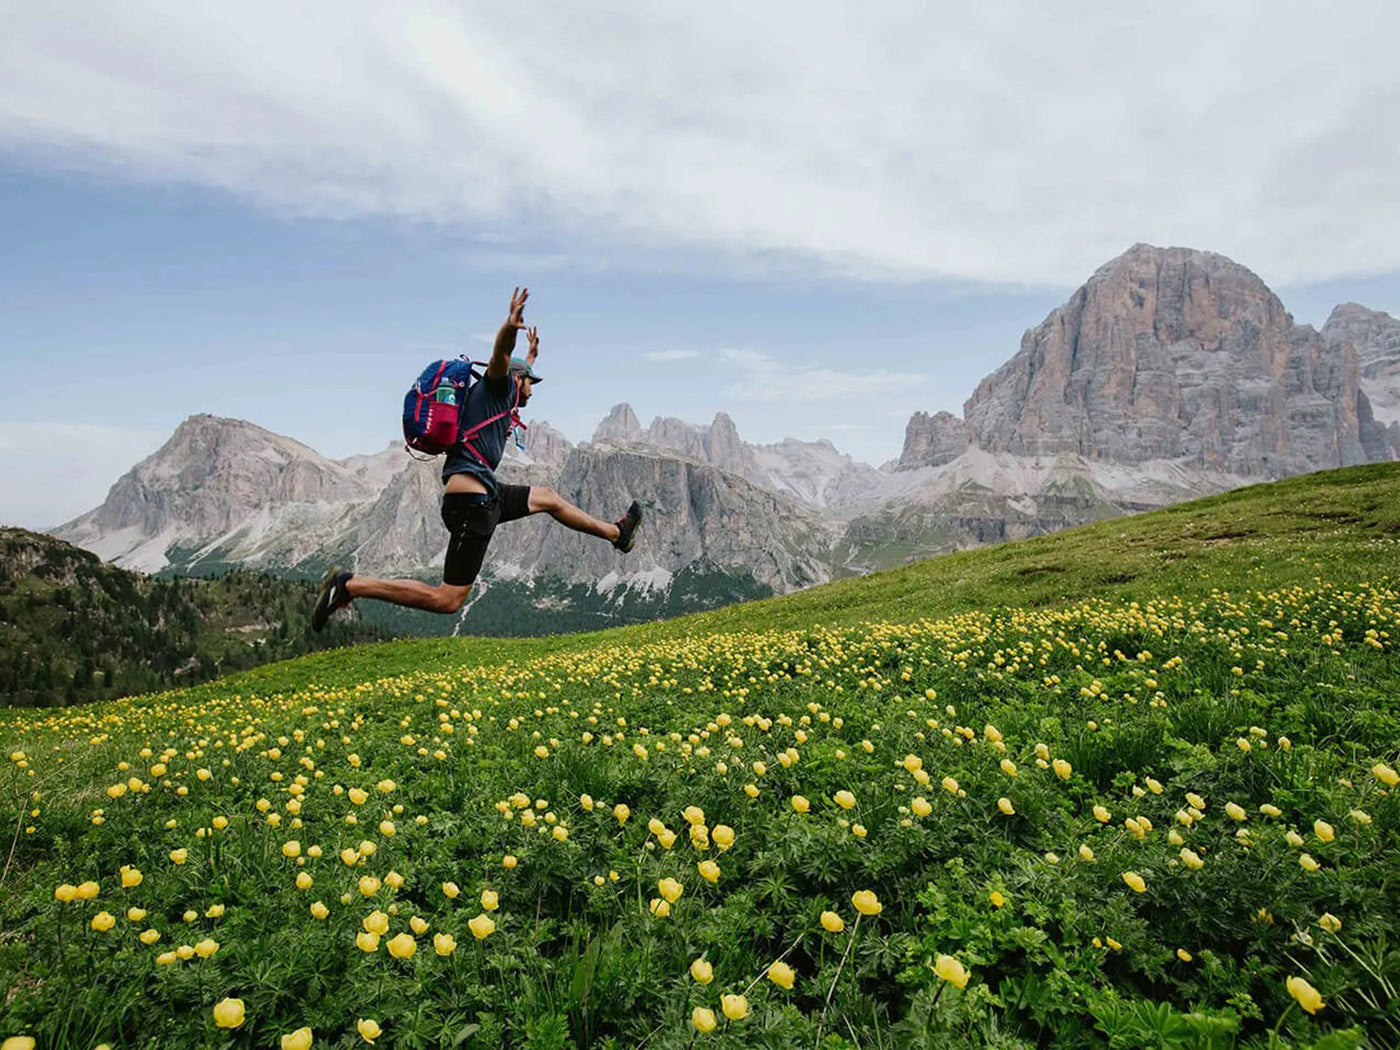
[311,568,354,632]
[612,501,642,553]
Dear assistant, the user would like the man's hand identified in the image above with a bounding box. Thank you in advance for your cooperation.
[488,286,529,378]
[525,325,539,366]
[507,286,529,329]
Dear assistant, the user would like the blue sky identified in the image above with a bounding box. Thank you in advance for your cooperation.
[3,2,1399,529]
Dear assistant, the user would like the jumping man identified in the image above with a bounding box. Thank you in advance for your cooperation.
[312,287,642,628]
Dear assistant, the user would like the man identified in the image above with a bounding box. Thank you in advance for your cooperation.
[312,287,642,628]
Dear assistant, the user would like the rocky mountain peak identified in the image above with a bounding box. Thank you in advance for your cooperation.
[961,243,1366,477]
[592,403,642,443]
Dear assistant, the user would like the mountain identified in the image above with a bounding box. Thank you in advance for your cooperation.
[0,527,392,707]
[52,244,1400,628]
[842,244,1400,568]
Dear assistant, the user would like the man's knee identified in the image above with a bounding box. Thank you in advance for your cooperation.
[530,487,562,514]
[433,583,472,614]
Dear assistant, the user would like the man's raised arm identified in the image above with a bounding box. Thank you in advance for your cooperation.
[486,286,528,379]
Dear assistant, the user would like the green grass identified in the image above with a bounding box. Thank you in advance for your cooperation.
[1,464,1397,1049]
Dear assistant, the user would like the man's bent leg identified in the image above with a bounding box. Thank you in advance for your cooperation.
[346,577,472,615]
[527,487,621,542]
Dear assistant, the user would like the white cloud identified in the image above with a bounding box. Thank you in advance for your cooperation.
[1,2,1398,285]
[718,348,927,404]
[643,350,700,362]
[0,424,166,530]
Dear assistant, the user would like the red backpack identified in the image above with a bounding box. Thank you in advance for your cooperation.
[402,357,524,462]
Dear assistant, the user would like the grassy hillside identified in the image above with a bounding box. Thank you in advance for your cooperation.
[0,528,395,707]
[1,465,1397,1048]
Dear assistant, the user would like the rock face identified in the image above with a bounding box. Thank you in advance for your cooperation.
[898,411,968,470]
[1323,303,1400,457]
[963,244,1373,479]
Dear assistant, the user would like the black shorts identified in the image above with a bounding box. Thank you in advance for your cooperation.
[441,484,532,586]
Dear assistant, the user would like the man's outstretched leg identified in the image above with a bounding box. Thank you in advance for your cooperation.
[527,487,642,551]
[312,570,471,629]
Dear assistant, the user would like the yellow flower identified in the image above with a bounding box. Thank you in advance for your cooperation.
[377,779,396,793]
[691,1007,718,1033]
[1121,872,1146,893]
[902,753,922,773]
[1000,758,1018,777]
[127,906,147,922]
[90,911,116,932]
[1224,802,1247,822]
[348,788,368,805]
[1185,792,1206,811]
[579,793,594,811]
[169,848,188,865]
[658,877,684,903]
[281,1027,313,1050]
[1053,759,1072,780]
[682,805,706,825]
[206,903,226,918]
[442,881,460,899]
[387,932,416,959]
[194,938,218,958]
[910,796,932,818]
[120,865,143,888]
[613,803,631,825]
[356,1018,382,1044]
[310,901,329,919]
[502,854,518,869]
[296,872,314,890]
[820,910,845,932]
[468,913,496,939]
[698,860,721,883]
[942,776,960,795]
[1180,848,1204,870]
[76,880,100,900]
[54,884,77,903]
[1177,948,1193,962]
[1313,819,1335,843]
[712,825,735,850]
[155,951,178,965]
[998,797,1015,816]
[176,945,195,959]
[358,875,381,897]
[1093,805,1111,823]
[1319,913,1342,933]
[851,823,867,838]
[690,957,714,984]
[852,890,882,916]
[1078,844,1096,863]
[213,998,246,1029]
[649,898,671,918]
[1286,976,1325,1015]
[282,840,301,858]
[356,931,380,953]
[1373,762,1399,787]
[1260,804,1281,817]
[720,994,749,1021]
[363,910,389,936]
[410,915,429,935]
[434,932,457,956]
[212,816,229,830]
[1286,829,1305,848]
[934,954,969,989]
[1299,853,1321,872]
[481,889,499,911]
[790,795,810,814]
[768,960,796,989]
[990,891,1006,908]
[139,928,160,946]
[0,1038,35,1050]
[833,790,856,810]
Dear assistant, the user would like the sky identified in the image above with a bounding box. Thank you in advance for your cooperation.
[2,1,1399,530]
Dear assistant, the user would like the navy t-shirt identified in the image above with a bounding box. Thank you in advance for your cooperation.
[441,373,517,494]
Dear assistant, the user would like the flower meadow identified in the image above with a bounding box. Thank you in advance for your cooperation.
[2,581,1398,1048]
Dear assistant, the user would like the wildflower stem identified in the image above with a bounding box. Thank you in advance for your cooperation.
[815,914,860,1047]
